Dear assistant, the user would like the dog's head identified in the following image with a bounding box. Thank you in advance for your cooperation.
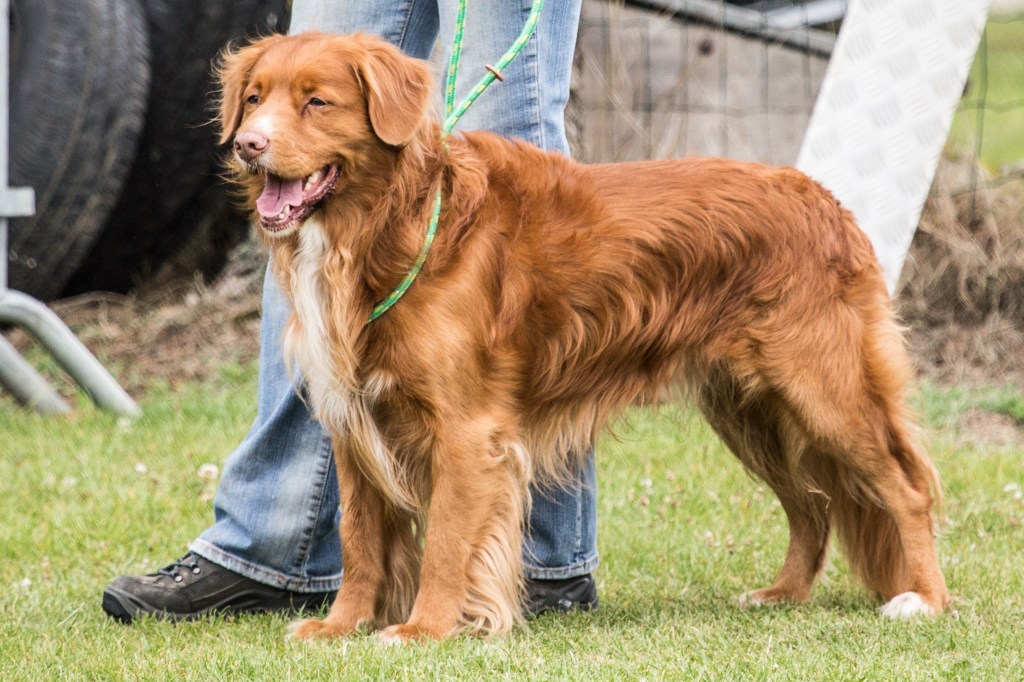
[217,32,433,237]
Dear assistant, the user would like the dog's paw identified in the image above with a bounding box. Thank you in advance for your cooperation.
[738,590,768,608]
[738,587,801,608]
[287,618,345,641]
[880,591,938,619]
[376,623,441,645]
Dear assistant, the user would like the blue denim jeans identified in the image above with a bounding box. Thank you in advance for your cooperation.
[191,0,597,592]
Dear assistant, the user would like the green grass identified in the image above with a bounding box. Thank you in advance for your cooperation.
[949,17,1024,169]
[2,366,1023,680]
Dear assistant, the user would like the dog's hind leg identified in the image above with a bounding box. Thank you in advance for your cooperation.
[758,292,949,617]
[699,387,831,606]
[739,489,831,607]
[820,408,949,618]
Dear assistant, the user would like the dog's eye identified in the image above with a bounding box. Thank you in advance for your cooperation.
[246,94,260,106]
[308,97,328,108]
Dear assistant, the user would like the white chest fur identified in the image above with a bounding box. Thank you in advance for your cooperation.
[285,220,346,421]
[281,220,417,510]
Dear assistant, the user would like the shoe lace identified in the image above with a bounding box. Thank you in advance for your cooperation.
[156,554,202,582]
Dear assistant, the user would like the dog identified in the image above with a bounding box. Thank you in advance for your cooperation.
[217,32,949,642]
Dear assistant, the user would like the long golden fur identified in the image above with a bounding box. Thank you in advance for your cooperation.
[217,32,949,642]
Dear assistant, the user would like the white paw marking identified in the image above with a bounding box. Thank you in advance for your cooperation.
[880,591,936,619]
[284,619,308,641]
[376,626,407,646]
[738,591,766,608]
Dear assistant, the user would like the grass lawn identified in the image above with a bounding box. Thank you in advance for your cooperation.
[2,363,1023,680]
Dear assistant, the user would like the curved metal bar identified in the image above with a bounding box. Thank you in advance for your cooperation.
[0,333,70,414]
[0,289,140,417]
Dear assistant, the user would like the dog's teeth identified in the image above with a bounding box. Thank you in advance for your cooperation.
[306,170,321,188]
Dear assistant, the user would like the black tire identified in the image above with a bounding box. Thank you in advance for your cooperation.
[63,0,289,295]
[8,0,150,301]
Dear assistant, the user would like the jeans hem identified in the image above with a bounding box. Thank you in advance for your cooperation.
[190,539,343,593]
[523,554,599,581]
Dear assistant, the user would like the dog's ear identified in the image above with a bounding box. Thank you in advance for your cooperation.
[215,35,283,145]
[354,35,433,147]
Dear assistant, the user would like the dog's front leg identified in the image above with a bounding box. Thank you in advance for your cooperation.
[377,428,527,643]
[289,437,390,640]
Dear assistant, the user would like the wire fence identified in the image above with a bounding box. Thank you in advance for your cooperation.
[954,10,1024,189]
[571,0,837,165]
[898,6,1024,380]
[572,1,1024,174]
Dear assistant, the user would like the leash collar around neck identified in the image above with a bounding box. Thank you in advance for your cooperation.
[366,0,545,324]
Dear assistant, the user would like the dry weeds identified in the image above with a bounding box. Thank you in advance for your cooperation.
[898,152,1024,386]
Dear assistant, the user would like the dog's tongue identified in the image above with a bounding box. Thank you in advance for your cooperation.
[257,174,304,217]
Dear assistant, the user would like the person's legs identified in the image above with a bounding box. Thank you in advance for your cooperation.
[290,0,439,60]
[303,0,598,586]
[189,266,341,592]
[440,0,598,585]
[289,0,597,585]
[439,0,582,154]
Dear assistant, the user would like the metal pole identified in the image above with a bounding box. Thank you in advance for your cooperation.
[0,334,70,414]
[0,0,141,417]
[0,289,141,416]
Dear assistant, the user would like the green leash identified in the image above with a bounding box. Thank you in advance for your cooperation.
[367,0,546,324]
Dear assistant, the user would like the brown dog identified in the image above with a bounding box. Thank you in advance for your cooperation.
[217,32,948,642]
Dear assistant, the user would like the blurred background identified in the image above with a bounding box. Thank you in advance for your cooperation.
[4,0,1023,391]
[7,0,289,301]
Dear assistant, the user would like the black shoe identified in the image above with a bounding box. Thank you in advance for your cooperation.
[102,553,335,624]
[525,574,598,616]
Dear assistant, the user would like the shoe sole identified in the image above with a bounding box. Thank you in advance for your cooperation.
[102,585,330,624]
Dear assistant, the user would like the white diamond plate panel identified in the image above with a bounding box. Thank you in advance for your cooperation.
[796,0,991,293]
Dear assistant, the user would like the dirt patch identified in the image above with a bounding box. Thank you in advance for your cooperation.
[955,409,1024,449]
[6,237,267,394]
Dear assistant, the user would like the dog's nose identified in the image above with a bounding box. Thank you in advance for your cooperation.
[234,131,269,161]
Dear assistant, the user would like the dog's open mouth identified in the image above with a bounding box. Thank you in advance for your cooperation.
[256,164,341,233]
